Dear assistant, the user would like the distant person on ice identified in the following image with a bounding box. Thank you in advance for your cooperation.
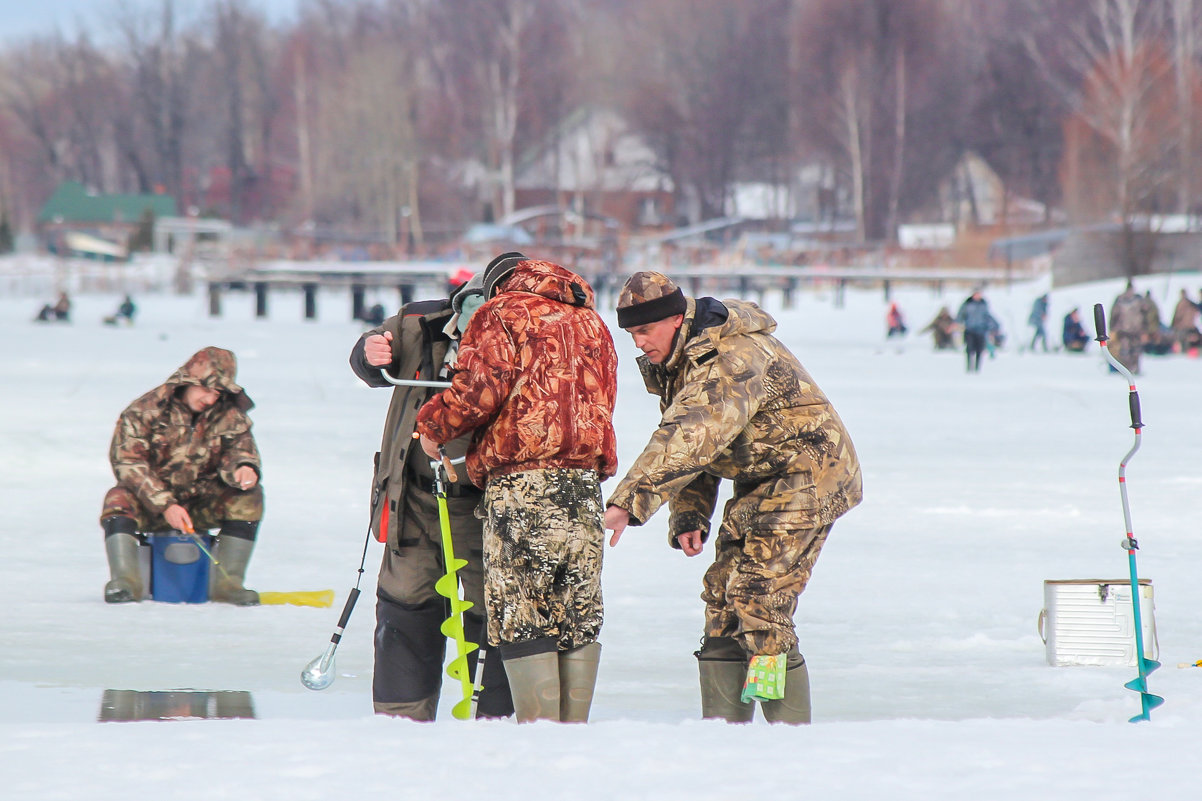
[98,347,263,605]
[348,271,514,721]
[919,306,957,350]
[1027,294,1049,352]
[104,295,137,326]
[955,287,999,373]
[1108,282,1146,374]
[885,302,907,338]
[1061,308,1090,352]
[416,253,618,724]
[602,271,862,725]
[34,290,72,322]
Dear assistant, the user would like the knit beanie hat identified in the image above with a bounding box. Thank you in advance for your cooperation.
[616,271,687,329]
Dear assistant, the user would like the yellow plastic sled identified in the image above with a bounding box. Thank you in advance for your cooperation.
[259,590,335,608]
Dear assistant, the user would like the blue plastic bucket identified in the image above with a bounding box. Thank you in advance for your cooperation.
[149,533,211,603]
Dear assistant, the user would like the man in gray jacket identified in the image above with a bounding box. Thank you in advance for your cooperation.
[349,275,512,720]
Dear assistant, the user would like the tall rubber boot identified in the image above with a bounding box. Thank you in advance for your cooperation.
[501,638,561,723]
[696,636,754,723]
[559,641,601,723]
[209,522,259,605]
[103,516,143,603]
[760,649,811,725]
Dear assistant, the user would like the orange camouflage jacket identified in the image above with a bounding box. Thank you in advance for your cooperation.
[416,259,618,487]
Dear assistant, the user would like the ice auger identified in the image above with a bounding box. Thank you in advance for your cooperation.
[1093,303,1164,722]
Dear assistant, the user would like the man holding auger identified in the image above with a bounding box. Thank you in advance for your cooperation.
[350,272,514,720]
[602,271,862,725]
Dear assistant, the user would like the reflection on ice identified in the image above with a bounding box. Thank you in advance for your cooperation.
[98,689,255,722]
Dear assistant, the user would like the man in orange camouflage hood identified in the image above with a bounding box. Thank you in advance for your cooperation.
[416,252,618,723]
[99,347,264,605]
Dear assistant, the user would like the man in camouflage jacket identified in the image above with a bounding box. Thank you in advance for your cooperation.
[99,347,263,605]
[416,253,618,723]
[349,274,513,720]
[604,271,862,724]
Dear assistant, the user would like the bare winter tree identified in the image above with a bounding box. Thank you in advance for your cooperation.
[1024,0,1177,222]
[793,0,965,241]
[114,0,193,204]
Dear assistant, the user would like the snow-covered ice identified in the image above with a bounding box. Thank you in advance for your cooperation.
[2,269,1199,799]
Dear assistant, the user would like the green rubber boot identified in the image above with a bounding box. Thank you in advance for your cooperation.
[103,526,144,604]
[696,637,754,723]
[559,642,601,723]
[503,643,561,723]
[760,649,811,725]
[209,530,259,606]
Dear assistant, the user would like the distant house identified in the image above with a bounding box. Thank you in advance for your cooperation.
[937,152,1049,227]
[36,181,178,260]
[514,107,675,229]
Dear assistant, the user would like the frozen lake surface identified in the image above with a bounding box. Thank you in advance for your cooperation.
[2,271,1200,799]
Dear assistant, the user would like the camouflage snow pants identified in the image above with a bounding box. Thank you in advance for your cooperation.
[701,476,832,656]
[100,480,263,532]
[480,468,605,650]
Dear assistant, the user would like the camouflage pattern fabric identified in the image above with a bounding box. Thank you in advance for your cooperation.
[607,297,862,541]
[618,270,681,308]
[101,347,261,525]
[416,258,618,488]
[101,482,263,532]
[606,295,861,656]
[702,522,831,655]
[1109,289,1145,373]
[480,469,605,650]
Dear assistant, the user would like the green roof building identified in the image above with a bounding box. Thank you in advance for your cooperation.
[37,181,177,225]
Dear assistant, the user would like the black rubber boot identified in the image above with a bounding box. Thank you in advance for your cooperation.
[372,594,446,720]
[696,636,754,723]
[103,516,143,603]
[209,521,259,605]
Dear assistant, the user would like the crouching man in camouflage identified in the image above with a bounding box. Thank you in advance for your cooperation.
[604,272,862,724]
[99,347,263,605]
[416,253,618,723]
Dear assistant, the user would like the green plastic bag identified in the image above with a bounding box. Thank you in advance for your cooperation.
[741,653,787,703]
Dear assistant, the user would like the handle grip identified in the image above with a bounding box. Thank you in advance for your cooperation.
[1093,303,1107,342]
[329,587,361,644]
[440,449,459,483]
[1129,391,1143,429]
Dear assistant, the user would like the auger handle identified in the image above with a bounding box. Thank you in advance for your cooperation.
[329,587,361,645]
[1129,391,1143,430]
[439,447,459,483]
[378,369,452,389]
[1093,303,1108,343]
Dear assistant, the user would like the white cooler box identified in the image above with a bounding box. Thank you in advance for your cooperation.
[1038,578,1157,667]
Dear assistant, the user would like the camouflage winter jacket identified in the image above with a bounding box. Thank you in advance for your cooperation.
[109,347,260,515]
[606,298,862,545]
[1110,290,1145,335]
[416,259,619,487]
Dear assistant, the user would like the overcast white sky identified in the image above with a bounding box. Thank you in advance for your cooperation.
[0,0,300,44]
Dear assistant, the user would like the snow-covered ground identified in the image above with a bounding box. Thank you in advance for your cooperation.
[2,270,1200,800]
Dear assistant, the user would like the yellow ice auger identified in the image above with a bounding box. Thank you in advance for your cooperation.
[430,446,480,720]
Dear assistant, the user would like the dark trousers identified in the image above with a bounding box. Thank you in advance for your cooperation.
[964,331,986,372]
